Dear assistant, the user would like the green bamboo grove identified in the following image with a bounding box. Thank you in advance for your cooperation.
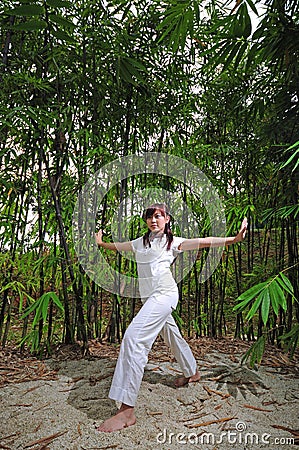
[0,0,298,362]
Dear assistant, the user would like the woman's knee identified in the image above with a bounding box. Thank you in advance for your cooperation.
[122,324,135,345]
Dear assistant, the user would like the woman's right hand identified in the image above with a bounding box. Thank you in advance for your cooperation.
[94,231,132,252]
[95,230,103,247]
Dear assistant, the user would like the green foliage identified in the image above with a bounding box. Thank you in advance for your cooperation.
[21,291,64,326]
[115,56,148,85]
[0,0,298,354]
[4,5,45,16]
[233,272,295,325]
[262,204,299,222]
[172,308,184,329]
[157,0,199,52]
[241,335,266,368]
[0,281,34,312]
[2,0,76,41]
[20,292,64,353]
[279,324,299,358]
[280,141,299,173]
[234,271,297,364]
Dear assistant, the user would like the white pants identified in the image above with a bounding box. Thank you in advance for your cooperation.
[108,291,197,407]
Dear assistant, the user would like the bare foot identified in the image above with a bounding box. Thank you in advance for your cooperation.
[174,370,201,388]
[96,405,136,432]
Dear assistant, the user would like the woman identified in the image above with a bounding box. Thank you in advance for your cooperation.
[95,203,247,432]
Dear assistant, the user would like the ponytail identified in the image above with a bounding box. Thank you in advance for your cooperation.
[164,221,173,251]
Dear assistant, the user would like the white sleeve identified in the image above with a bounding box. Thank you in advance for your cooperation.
[131,236,143,253]
[172,236,185,253]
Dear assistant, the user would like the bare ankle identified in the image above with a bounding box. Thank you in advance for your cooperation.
[119,403,133,411]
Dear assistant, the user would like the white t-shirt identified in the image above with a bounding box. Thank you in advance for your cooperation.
[131,235,184,298]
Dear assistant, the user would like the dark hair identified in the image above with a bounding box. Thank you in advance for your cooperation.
[142,203,173,250]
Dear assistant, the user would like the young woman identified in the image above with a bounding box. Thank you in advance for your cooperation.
[95,203,247,432]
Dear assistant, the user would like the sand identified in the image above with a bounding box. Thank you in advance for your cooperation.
[0,343,298,449]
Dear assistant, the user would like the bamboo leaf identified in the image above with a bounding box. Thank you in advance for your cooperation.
[125,57,147,72]
[233,281,268,311]
[240,3,252,38]
[41,296,50,322]
[234,41,248,69]
[271,280,287,311]
[5,5,45,16]
[262,205,299,221]
[261,289,270,325]
[193,0,200,22]
[31,330,39,352]
[280,141,299,172]
[241,335,266,367]
[246,290,264,320]
[269,282,279,316]
[173,17,185,52]
[157,3,188,31]
[245,0,259,15]
[157,8,182,31]
[279,324,299,358]
[46,0,72,7]
[51,28,76,43]
[32,299,45,326]
[17,289,34,313]
[50,292,64,310]
[245,42,262,71]
[0,281,26,294]
[277,272,294,297]
[21,298,42,320]
[12,19,48,31]
[118,57,146,84]
[285,140,299,150]
[157,21,178,44]
[119,62,135,84]
[222,43,240,71]
[157,1,194,51]
[256,335,266,365]
[49,14,76,29]
[215,42,235,66]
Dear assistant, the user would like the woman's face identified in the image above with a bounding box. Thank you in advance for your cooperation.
[146,209,169,233]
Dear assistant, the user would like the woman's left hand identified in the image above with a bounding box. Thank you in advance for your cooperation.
[234,217,248,243]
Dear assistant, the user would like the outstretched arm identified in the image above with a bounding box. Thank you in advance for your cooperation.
[95,230,133,252]
[179,218,248,251]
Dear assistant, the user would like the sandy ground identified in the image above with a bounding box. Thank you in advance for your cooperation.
[0,342,298,450]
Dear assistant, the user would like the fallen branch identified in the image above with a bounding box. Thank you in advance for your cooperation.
[166,365,182,374]
[98,445,118,449]
[22,386,41,396]
[0,433,20,441]
[243,404,273,412]
[34,422,43,433]
[147,411,163,416]
[10,403,32,408]
[207,372,230,381]
[181,411,210,423]
[24,430,68,448]
[33,402,51,412]
[186,416,236,429]
[203,385,230,399]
